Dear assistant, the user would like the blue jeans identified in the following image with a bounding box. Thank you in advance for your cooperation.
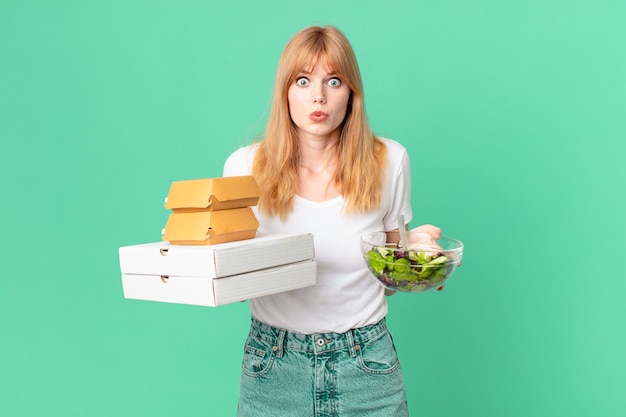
[237,317,409,417]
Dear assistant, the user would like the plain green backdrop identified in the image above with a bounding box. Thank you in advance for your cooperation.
[1,0,625,416]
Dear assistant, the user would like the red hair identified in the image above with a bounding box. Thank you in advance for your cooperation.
[253,26,387,220]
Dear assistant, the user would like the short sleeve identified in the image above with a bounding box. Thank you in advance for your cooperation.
[223,145,257,177]
[382,142,413,231]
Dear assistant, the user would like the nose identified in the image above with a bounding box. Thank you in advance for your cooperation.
[312,82,326,104]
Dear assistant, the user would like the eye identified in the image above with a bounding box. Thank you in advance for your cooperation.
[327,77,342,87]
[295,77,310,87]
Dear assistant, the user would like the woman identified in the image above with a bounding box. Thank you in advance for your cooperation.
[223,25,441,417]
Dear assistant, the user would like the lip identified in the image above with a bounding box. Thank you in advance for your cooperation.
[309,111,328,122]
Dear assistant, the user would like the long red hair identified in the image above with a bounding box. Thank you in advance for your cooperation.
[252,26,387,220]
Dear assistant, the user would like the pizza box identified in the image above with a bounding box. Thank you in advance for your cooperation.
[119,233,316,307]
[164,176,260,212]
[120,233,315,278]
[121,259,316,307]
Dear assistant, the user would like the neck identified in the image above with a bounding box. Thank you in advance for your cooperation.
[297,128,341,171]
[299,139,338,173]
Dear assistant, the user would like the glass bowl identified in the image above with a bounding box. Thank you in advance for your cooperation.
[360,230,464,293]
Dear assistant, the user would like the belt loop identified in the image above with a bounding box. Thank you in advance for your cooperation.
[346,329,357,358]
[275,328,286,358]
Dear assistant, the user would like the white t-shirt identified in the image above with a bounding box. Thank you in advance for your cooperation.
[223,138,413,334]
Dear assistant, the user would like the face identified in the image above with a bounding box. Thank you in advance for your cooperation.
[287,65,351,141]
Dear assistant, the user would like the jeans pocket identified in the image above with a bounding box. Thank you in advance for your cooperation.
[356,330,400,375]
[241,335,276,377]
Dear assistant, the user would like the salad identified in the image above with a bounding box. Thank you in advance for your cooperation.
[365,244,456,292]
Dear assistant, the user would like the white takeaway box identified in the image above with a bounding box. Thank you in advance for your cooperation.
[119,233,316,307]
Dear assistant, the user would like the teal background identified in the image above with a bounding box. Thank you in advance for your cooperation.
[2,1,625,416]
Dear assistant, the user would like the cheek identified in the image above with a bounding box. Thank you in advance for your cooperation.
[287,90,304,117]
[334,93,351,118]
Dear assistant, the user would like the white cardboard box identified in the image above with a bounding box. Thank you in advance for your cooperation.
[121,260,316,307]
[119,233,317,307]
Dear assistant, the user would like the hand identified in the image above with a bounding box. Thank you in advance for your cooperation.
[406,225,443,254]
[409,224,442,240]
[410,224,447,293]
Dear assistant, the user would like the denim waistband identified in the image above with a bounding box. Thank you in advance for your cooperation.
[248,317,388,357]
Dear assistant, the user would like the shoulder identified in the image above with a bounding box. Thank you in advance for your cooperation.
[223,144,259,177]
[377,137,409,163]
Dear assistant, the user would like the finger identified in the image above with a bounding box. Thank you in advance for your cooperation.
[428,225,442,239]
[411,224,442,240]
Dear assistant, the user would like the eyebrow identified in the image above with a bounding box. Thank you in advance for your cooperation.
[297,69,339,76]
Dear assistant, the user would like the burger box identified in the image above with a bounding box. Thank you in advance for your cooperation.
[164,176,260,212]
[119,233,316,307]
[161,208,259,245]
